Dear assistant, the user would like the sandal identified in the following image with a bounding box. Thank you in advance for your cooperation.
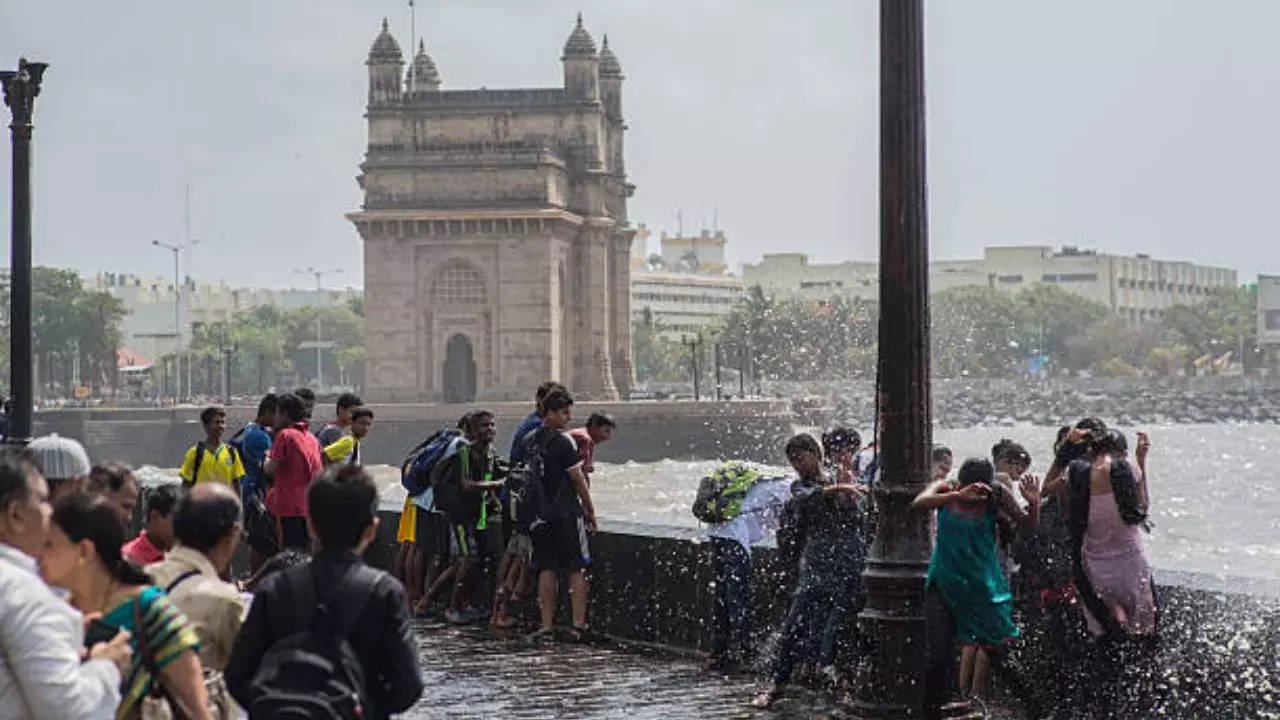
[490,616,517,630]
[750,686,781,709]
[524,627,554,645]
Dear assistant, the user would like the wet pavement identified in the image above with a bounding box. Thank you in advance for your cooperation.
[404,619,842,719]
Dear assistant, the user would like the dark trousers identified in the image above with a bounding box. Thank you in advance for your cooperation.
[278,516,310,552]
[819,576,864,670]
[772,586,833,685]
[709,538,753,662]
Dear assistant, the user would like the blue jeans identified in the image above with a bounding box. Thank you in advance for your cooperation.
[709,538,753,662]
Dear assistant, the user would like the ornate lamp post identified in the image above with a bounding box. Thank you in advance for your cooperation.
[852,3,973,718]
[1,58,49,445]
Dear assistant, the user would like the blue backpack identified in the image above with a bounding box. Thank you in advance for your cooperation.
[400,429,461,496]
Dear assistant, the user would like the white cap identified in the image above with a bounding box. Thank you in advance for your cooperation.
[27,434,92,480]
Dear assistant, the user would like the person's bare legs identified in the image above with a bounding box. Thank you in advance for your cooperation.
[959,644,976,695]
[418,562,458,613]
[406,544,425,607]
[538,569,558,632]
[972,648,991,697]
[491,554,519,627]
[395,542,409,582]
[448,557,475,613]
[568,569,589,629]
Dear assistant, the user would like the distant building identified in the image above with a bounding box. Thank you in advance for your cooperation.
[631,271,743,340]
[90,272,360,362]
[656,230,728,275]
[742,245,1238,322]
[1259,275,1280,366]
[741,253,879,302]
[630,225,744,339]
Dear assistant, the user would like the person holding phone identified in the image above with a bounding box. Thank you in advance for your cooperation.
[0,451,131,720]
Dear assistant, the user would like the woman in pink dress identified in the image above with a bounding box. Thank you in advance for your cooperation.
[1066,429,1156,640]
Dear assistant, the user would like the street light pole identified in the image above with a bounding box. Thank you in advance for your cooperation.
[1,58,49,444]
[853,2,968,718]
[295,267,342,390]
[153,238,198,400]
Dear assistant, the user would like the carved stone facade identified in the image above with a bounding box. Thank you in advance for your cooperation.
[348,17,636,402]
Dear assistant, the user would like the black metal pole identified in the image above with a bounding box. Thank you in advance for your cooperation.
[738,346,746,397]
[853,2,965,718]
[714,342,723,401]
[1,59,47,444]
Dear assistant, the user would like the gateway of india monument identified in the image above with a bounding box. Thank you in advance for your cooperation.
[348,16,636,403]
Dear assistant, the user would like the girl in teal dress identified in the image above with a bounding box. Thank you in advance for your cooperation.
[913,457,1040,704]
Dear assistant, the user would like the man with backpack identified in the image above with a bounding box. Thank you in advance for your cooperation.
[180,406,247,490]
[508,381,563,465]
[696,462,793,671]
[399,413,471,615]
[234,394,279,572]
[432,410,504,624]
[225,464,424,719]
[524,389,596,643]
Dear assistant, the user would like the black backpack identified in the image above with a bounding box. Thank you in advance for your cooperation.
[243,564,378,719]
[186,441,240,489]
[506,426,562,533]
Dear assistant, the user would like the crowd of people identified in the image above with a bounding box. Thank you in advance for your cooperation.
[696,417,1155,717]
[392,381,618,642]
[0,374,1159,718]
[0,388,424,719]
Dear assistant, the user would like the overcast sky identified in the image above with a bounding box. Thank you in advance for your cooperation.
[2,0,1277,289]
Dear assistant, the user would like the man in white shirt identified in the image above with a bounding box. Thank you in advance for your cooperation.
[704,466,794,670]
[0,450,131,720]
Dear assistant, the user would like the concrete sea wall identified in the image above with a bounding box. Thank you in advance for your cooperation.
[361,513,1280,719]
[32,400,795,468]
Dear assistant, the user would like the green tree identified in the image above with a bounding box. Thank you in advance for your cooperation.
[1064,316,1163,374]
[631,308,686,382]
[1014,283,1110,364]
[1163,286,1257,372]
[0,268,127,396]
[930,286,1023,377]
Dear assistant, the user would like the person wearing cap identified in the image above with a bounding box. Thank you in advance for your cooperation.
[0,449,131,719]
[27,434,92,501]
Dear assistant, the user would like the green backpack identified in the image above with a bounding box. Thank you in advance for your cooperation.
[692,462,764,524]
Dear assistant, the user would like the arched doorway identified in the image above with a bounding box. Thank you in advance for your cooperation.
[442,333,476,403]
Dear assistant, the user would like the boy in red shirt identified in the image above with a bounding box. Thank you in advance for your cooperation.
[567,413,616,485]
[264,393,323,551]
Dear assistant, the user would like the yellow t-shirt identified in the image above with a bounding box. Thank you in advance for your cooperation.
[180,443,246,488]
[323,436,361,465]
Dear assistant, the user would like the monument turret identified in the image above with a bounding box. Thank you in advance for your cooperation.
[561,14,600,103]
[367,18,404,106]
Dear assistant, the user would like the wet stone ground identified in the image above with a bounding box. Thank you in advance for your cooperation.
[404,619,843,720]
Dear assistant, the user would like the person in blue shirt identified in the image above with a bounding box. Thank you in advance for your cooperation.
[239,393,278,572]
[508,381,563,466]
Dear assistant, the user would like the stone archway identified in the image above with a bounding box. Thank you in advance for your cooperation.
[442,333,477,403]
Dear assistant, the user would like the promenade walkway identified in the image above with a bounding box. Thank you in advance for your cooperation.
[404,620,841,719]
